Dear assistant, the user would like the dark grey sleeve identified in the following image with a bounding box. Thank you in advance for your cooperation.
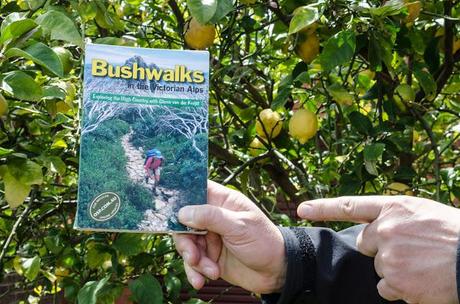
[262,225,405,304]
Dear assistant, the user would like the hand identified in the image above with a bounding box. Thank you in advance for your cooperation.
[298,195,460,304]
[173,181,286,294]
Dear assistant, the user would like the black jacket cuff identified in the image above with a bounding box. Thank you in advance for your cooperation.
[261,226,317,304]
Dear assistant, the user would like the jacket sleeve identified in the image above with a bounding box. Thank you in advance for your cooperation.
[262,225,406,304]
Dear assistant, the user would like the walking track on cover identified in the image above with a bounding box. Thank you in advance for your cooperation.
[121,129,180,231]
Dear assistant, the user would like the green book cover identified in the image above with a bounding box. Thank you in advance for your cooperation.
[75,44,208,233]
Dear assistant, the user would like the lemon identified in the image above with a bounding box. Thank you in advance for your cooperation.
[53,47,73,75]
[184,18,216,50]
[404,1,421,24]
[295,31,320,64]
[255,109,283,139]
[384,182,414,196]
[289,108,318,144]
[249,137,266,156]
[0,93,8,116]
[240,0,256,4]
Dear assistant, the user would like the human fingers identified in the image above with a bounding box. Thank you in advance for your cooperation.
[377,279,401,301]
[356,223,379,257]
[172,234,200,266]
[184,262,206,290]
[178,204,242,235]
[297,196,390,223]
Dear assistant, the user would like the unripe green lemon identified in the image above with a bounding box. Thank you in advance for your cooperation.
[249,137,265,156]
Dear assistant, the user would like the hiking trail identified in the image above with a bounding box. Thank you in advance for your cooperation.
[121,129,181,232]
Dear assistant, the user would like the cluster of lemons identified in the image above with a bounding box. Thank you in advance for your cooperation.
[249,108,318,156]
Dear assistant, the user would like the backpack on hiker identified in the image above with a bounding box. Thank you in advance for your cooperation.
[144,148,163,165]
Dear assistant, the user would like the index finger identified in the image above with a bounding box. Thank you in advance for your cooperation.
[297,196,391,223]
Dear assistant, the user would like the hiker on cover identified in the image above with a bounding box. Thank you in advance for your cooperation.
[144,148,163,189]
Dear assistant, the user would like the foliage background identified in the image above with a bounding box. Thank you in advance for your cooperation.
[0,0,459,303]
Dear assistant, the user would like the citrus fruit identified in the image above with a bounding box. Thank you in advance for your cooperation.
[53,47,73,75]
[184,18,216,50]
[240,0,257,4]
[55,267,70,281]
[404,1,421,24]
[0,93,8,116]
[289,108,318,144]
[249,137,265,156]
[255,108,283,139]
[384,182,414,196]
[295,31,320,64]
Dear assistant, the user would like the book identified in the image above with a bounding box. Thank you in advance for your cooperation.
[74,44,209,234]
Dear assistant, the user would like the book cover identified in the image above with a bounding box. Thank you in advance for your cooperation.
[75,44,209,234]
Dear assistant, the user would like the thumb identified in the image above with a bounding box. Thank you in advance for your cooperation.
[178,205,240,234]
[297,196,387,223]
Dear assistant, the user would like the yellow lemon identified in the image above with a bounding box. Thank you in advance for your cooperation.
[255,108,283,139]
[289,108,318,144]
[295,31,320,64]
[249,137,266,156]
[0,93,8,116]
[384,182,414,196]
[184,18,216,50]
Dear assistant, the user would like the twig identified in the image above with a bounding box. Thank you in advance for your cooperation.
[0,204,32,264]
[222,151,271,185]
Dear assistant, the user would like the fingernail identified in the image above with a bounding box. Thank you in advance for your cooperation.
[298,204,312,218]
[178,206,193,224]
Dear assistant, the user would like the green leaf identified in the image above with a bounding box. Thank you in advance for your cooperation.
[24,0,46,10]
[348,111,373,135]
[319,30,356,71]
[367,0,405,18]
[272,75,292,110]
[48,156,66,175]
[129,274,163,304]
[363,143,385,161]
[43,85,66,100]
[363,143,385,176]
[0,13,36,45]
[113,233,145,256]
[289,6,319,35]
[413,62,437,100]
[8,159,43,185]
[35,10,82,46]
[77,276,110,304]
[5,42,64,77]
[22,256,41,281]
[2,166,31,208]
[1,70,43,101]
[0,147,13,156]
[187,0,218,24]
[209,0,234,24]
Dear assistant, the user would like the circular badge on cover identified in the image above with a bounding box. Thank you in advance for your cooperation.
[89,192,121,221]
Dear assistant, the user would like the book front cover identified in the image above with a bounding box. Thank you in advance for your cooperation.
[75,44,209,233]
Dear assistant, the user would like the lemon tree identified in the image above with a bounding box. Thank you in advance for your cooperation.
[1,0,460,303]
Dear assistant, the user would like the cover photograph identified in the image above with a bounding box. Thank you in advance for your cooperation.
[75,44,209,234]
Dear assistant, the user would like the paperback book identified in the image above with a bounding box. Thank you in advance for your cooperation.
[75,44,209,234]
